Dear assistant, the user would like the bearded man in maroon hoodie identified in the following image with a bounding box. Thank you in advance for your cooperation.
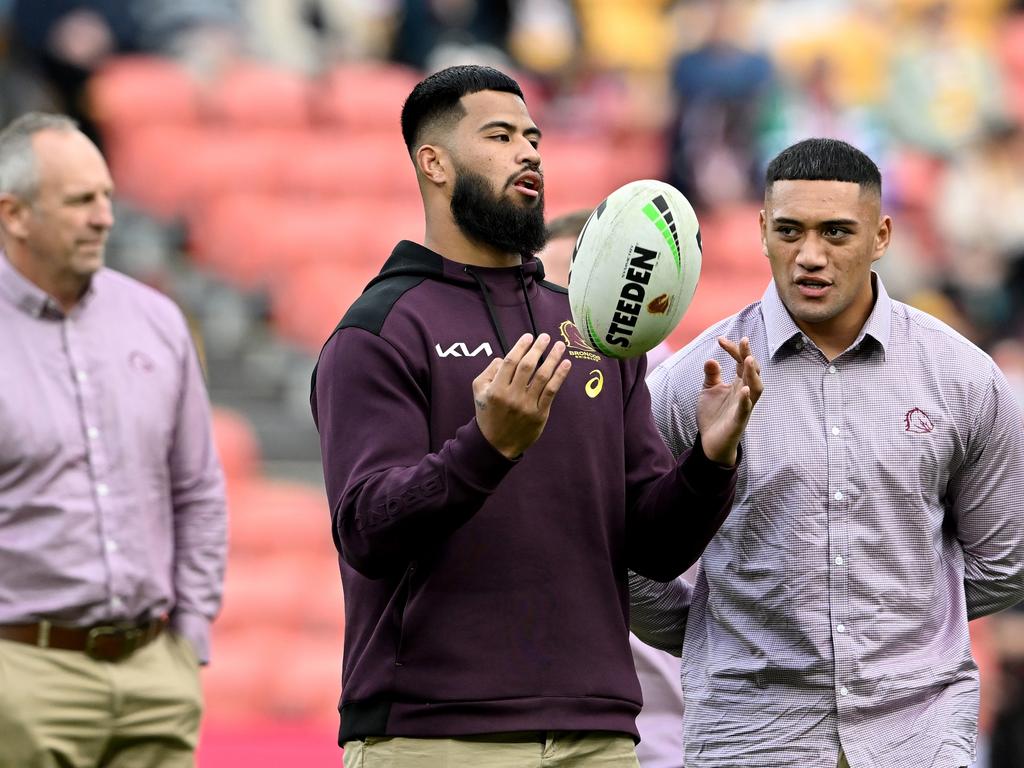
[311,64,763,768]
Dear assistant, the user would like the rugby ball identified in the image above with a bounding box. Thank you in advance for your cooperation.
[568,180,702,359]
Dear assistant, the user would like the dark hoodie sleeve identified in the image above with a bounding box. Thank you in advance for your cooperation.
[313,327,516,580]
[622,357,738,582]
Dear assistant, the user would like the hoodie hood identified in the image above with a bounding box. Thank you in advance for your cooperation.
[364,241,547,354]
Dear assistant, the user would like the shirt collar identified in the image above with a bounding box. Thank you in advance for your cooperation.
[0,252,97,319]
[761,272,892,360]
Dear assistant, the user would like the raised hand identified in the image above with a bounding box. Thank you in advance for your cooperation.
[696,336,763,466]
[473,333,572,459]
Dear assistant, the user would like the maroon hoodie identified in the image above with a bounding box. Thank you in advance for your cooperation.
[311,240,737,744]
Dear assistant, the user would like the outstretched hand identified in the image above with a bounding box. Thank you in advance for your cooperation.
[696,336,763,466]
[473,333,572,459]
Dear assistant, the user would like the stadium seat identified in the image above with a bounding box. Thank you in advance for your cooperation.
[698,204,770,276]
[205,61,313,130]
[202,627,291,723]
[89,56,200,134]
[210,407,261,483]
[539,135,619,214]
[189,194,419,288]
[666,271,768,350]
[313,63,422,133]
[108,127,299,220]
[277,131,420,200]
[226,478,330,557]
[270,261,382,352]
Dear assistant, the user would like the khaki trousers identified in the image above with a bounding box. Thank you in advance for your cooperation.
[343,732,642,767]
[0,631,202,768]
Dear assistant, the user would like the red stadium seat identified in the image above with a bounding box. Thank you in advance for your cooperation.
[539,135,619,214]
[210,407,262,483]
[189,193,419,288]
[270,261,382,352]
[666,271,768,350]
[205,61,313,130]
[226,478,330,557]
[313,63,422,133]
[278,131,420,200]
[698,204,770,276]
[89,56,200,133]
[108,127,299,220]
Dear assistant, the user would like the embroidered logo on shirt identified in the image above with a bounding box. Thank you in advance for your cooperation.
[128,351,155,373]
[585,369,604,399]
[559,320,601,362]
[904,408,934,434]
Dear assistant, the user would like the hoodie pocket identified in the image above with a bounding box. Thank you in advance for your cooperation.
[393,563,417,666]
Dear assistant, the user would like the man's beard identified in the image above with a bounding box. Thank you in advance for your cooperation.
[451,166,546,258]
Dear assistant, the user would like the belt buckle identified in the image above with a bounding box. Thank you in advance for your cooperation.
[85,624,143,661]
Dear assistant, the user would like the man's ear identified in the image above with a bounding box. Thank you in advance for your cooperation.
[0,194,30,241]
[416,143,449,186]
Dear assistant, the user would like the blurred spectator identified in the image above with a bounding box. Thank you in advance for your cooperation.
[7,0,243,143]
[129,0,243,78]
[666,0,775,210]
[245,0,396,74]
[885,0,1007,157]
[7,0,137,143]
[507,0,578,79]
[935,119,1024,340]
[390,0,512,72]
[759,54,889,181]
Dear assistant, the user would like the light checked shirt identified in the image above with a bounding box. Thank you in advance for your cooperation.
[631,275,1024,768]
[0,256,226,661]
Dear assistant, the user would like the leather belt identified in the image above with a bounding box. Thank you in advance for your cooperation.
[0,615,168,662]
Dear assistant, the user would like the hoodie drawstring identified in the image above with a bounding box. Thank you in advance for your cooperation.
[464,266,539,356]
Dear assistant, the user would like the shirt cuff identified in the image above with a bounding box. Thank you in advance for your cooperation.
[171,609,211,665]
[681,434,741,487]
[445,418,519,493]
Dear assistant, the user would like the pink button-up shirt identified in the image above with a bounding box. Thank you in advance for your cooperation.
[632,276,1024,768]
[0,256,226,661]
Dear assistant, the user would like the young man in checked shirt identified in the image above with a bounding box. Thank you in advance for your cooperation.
[631,138,1024,768]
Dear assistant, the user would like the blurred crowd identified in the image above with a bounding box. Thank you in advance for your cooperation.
[1,0,1022,765]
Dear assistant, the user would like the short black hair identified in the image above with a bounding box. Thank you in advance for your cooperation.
[400,65,525,156]
[765,138,881,195]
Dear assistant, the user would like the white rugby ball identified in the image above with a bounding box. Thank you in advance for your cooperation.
[568,179,702,359]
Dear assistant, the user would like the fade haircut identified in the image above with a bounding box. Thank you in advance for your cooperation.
[0,112,80,200]
[765,138,881,196]
[400,65,525,157]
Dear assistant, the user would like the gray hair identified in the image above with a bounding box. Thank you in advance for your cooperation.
[0,112,81,200]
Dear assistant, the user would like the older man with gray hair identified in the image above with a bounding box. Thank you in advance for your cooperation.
[0,111,226,768]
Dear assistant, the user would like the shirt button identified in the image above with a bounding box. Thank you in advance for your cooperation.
[835,556,844,566]
[837,623,846,633]
[840,686,849,696]
[111,596,124,611]
[105,539,118,553]
[87,427,100,440]
[831,426,840,436]
[834,491,844,501]
[76,370,88,382]
[828,365,838,374]
[96,483,110,497]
